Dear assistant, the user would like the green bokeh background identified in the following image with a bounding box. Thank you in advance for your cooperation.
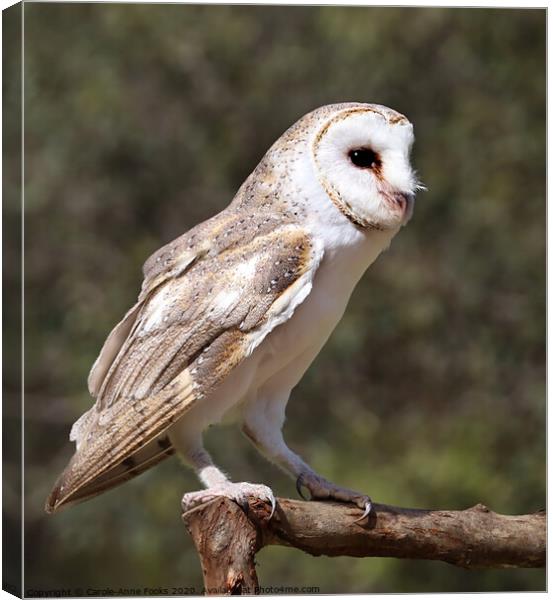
[8,4,545,594]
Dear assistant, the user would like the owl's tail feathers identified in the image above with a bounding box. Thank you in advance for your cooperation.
[44,435,175,514]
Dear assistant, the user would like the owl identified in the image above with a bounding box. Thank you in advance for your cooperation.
[46,102,419,520]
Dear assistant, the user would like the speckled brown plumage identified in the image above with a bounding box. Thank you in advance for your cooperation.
[46,219,318,512]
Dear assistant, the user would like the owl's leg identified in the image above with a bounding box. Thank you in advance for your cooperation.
[241,397,372,520]
[168,427,276,516]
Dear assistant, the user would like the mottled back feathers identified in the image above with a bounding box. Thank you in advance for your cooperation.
[46,211,322,512]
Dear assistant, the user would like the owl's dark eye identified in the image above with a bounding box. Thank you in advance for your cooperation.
[348,148,381,169]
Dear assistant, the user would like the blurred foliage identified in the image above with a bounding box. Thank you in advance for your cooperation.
[9,4,544,593]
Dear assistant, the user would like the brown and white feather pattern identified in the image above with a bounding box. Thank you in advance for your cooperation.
[46,209,322,512]
[46,101,417,513]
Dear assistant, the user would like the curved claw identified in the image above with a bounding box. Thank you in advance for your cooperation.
[268,495,277,519]
[296,475,309,501]
[353,499,373,523]
[237,497,250,516]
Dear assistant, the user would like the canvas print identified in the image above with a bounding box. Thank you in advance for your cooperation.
[3,2,545,596]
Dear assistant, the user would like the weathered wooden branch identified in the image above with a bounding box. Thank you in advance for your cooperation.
[182,497,545,595]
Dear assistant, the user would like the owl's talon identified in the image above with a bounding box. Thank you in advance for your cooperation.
[296,474,309,501]
[268,495,277,519]
[237,497,250,515]
[353,499,373,523]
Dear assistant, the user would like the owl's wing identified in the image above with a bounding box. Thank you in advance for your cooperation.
[46,223,323,513]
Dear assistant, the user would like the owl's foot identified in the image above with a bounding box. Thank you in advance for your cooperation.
[296,472,372,522]
[181,481,276,518]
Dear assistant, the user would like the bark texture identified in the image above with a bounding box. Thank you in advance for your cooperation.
[182,497,545,595]
[183,498,263,594]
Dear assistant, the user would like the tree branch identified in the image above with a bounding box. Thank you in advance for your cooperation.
[182,497,545,594]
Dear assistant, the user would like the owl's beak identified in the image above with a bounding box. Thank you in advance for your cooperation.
[394,191,415,225]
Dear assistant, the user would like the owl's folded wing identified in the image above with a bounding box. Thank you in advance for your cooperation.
[46,224,323,513]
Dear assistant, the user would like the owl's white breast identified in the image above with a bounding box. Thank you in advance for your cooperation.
[252,222,396,390]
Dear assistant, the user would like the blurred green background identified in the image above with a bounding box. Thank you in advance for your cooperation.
[9,4,545,594]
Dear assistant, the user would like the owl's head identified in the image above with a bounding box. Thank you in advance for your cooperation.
[306,103,419,231]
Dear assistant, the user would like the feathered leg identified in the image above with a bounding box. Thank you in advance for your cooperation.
[169,427,276,516]
[241,394,372,520]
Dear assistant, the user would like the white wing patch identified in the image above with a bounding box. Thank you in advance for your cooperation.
[141,287,172,333]
[234,255,259,279]
[213,289,241,316]
[244,239,324,356]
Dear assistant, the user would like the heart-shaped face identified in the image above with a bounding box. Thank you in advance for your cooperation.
[312,105,418,230]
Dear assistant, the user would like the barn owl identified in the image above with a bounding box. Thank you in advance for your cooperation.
[46,102,419,520]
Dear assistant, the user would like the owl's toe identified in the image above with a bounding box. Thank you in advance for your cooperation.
[181,481,276,518]
[295,471,372,521]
